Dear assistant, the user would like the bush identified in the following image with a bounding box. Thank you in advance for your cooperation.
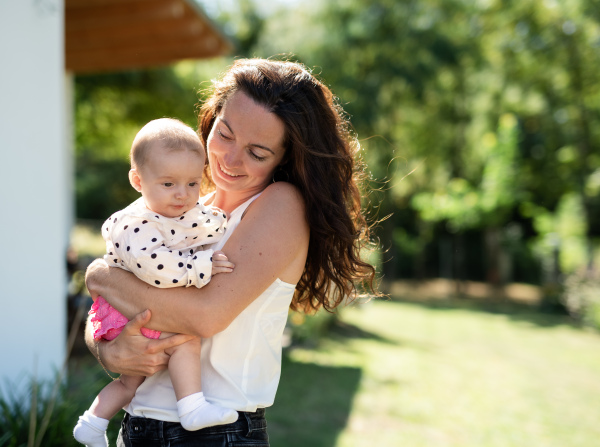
[0,378,82,447]
[562,268,600,330]
[0,364,124,447]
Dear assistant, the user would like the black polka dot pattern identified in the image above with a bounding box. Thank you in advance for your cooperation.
[102,198,228,289]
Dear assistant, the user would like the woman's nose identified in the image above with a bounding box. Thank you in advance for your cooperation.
[223,145,242,167]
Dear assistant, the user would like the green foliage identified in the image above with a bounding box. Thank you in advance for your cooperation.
[0,363,124,446]
[0,378,80,446]
[76,156,137,219]
[207,0,265,56]
[522,192,589,276]
[562,269,600,331]
[412,114,520,232]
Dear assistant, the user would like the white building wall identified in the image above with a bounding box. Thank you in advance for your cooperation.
[0,0,68,393]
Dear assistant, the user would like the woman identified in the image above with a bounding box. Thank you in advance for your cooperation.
[85,58,377,446]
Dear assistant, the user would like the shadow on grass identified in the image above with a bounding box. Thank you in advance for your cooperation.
[329,318,397,344]
[268,355,361,447]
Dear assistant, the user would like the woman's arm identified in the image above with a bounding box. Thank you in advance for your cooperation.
[86,182,309,338]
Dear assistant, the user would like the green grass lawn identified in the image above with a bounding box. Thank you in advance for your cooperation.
[269,298,600,447]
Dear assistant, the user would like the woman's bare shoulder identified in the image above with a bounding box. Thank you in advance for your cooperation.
[246,182,306,220]
[260,181,304,203]
[232,182,308,252]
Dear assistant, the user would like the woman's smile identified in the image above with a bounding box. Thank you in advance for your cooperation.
[217,161,243,179]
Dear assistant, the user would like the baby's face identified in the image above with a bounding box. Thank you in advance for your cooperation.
[137,145,205,217]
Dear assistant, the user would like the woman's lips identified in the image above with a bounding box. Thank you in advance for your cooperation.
[218,161,242,179]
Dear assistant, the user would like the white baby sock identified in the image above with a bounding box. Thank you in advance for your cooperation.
[177,392,239,431]
[73,410,109,447]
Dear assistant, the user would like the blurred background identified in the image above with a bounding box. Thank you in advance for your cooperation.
[75,0,600,323]
[3,0,600,445]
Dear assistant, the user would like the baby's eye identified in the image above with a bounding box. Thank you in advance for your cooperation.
[164,182,174,187]
[188,182,198,187]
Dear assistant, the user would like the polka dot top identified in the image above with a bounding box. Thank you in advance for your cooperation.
[102,197,228,288]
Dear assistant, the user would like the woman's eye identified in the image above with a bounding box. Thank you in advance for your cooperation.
[217,129,232,140]
[250,151,266,162]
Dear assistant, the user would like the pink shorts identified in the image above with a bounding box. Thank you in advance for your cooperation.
[89,296,161,341]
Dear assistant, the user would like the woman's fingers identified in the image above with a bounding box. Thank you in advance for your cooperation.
[123,309,152,333]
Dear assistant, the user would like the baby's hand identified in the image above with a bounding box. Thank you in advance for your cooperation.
[212,250,234,275]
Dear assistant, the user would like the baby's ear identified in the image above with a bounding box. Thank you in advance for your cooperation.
[129,169,142,192]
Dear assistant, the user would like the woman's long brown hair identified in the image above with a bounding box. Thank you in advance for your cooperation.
[198,58,378,313]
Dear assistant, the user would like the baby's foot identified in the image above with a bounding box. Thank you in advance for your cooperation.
[73,411,109,447]
[177,392,239,431]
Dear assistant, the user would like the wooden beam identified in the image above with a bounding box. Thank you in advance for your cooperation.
[65,0,182,30]
[66,17,204,51]
[67,36,226,73]
[64,0,232,74]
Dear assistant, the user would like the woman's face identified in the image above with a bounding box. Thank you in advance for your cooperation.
[206,91,286,197]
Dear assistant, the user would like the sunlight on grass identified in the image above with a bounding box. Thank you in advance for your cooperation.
[278,299,600,447]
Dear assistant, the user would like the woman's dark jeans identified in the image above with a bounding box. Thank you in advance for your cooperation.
[116,408,269,447]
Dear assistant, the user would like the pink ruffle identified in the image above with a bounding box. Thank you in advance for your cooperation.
[89,296,161,341]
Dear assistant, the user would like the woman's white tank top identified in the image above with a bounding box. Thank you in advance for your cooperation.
[125,193,296,419]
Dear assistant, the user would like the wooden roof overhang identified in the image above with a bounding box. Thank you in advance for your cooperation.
[65,0,233,74]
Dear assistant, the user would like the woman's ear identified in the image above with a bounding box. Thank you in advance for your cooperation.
[129,169,142,192]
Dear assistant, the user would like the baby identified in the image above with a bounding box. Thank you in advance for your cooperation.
[74,118,238,447]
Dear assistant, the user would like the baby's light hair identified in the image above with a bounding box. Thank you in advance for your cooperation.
[131,118,204,169]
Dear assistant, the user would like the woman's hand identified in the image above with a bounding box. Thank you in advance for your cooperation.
[95,310,195,377]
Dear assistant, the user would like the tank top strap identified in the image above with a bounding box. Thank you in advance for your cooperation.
[207,192,262,251]
[227,193,262,229]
